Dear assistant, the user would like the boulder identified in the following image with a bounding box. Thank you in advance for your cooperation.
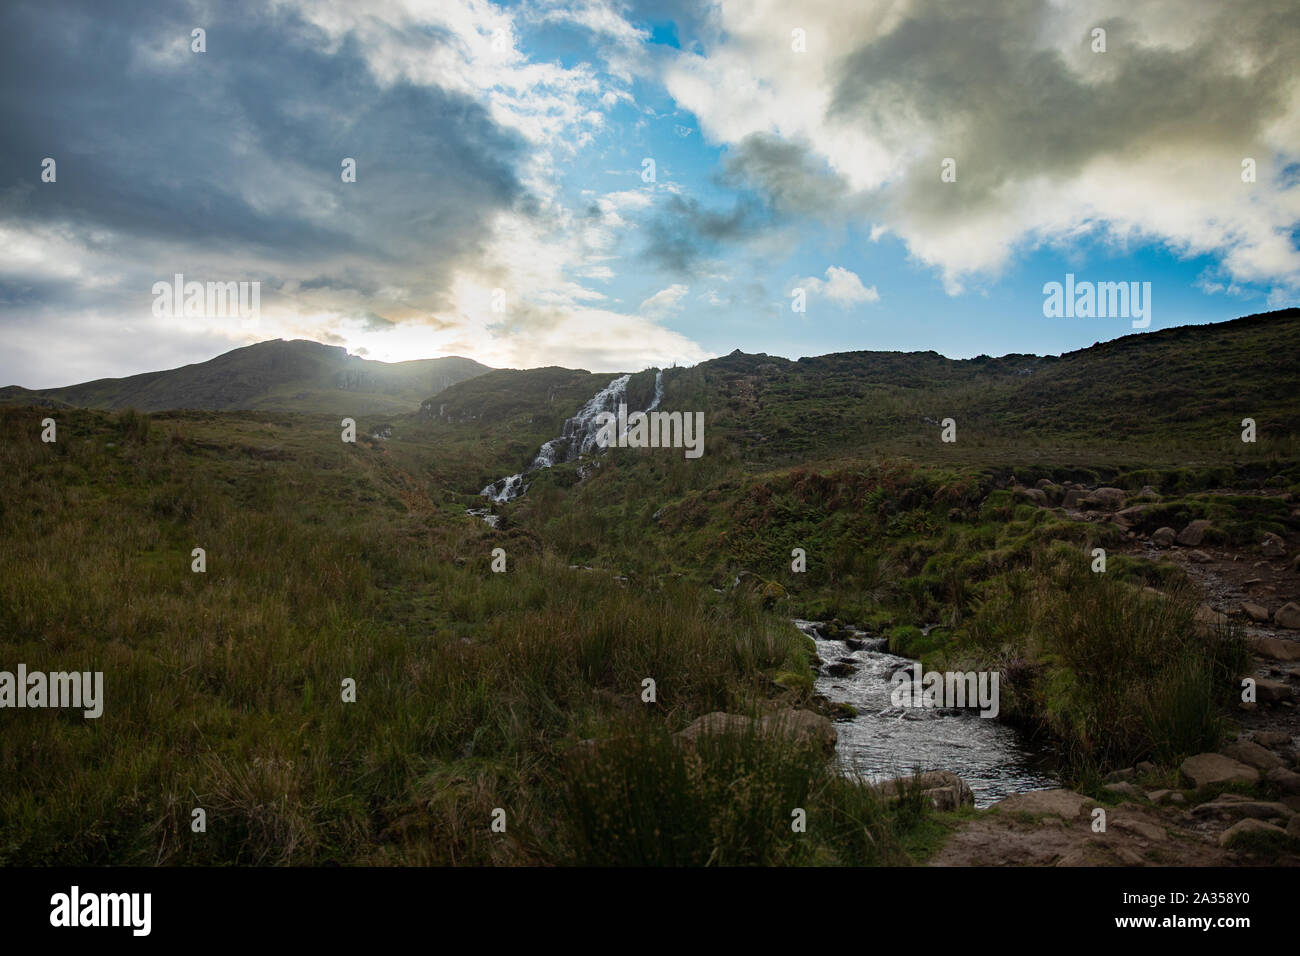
[1241,602,1271,623]
[758,709,838,754]
[1176,519,1214,547]
[1290,815,1300,839]
[676,712,753,745]
[1266,767,1300,794]
[1221,740,1286,771]
[1062,488,1084,509]
[1275,602,1300,630]
[1253,677,1293,704]
[1081,487,1126,512]
[874,771,974,811]
[1249,636,1300,661]
[1251,730,1293,748]
[1219,818,1287,848]
[1151,526,1177,548]
[993,788,1095,820]
[1261,532,1287,558]
[1138,485,1161,500]
[1180,753,1260,789]
[1194,605,1228,632]
[1013,486,1048,506]
[1191,797,1293,821]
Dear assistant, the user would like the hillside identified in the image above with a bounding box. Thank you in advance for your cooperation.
[0,339,492,416]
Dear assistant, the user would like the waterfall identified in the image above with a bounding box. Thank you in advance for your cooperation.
[480,370,663,502]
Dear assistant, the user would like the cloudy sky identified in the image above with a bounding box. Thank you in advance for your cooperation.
[1,0,1298,386]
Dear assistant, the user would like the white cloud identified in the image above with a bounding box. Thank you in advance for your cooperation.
[638,283,690,315]
[799,266,879,305]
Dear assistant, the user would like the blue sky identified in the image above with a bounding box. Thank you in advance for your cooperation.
[1,0,1297,386]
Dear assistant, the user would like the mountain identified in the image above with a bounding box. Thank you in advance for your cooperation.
[0,339,492,415]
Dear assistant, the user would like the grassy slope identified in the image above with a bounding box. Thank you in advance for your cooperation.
[1,339,492,417]
[2,310,1297,864]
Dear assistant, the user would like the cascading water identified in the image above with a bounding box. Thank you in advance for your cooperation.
[480,370,663,503]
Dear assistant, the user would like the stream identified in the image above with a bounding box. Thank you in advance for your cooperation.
[797,620,1058,807]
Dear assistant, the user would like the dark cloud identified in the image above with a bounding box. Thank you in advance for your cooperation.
[719,134,850,216]
[640,194,770,273]
[0,0,529,306]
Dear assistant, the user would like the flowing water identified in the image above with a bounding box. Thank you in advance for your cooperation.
[479,370,662,503]
[797,620,1058,807]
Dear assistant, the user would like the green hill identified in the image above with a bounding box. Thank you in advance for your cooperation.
[0,339,492,416]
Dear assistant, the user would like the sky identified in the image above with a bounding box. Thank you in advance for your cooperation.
[1,0,1298,387]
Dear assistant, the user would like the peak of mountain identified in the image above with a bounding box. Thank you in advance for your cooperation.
[1,339,492,415]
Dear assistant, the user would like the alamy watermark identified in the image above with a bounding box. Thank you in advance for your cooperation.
[593,405,705,459]
[1042,273,1150,328]
[152,273,260,327]
[0,665,103,718]
[889,663,1000,718]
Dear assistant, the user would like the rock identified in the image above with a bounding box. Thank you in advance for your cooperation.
[1251,730,1293,748]
[1103,767,1135,783]
[1261,532,1287,558]
[1241,602,1271,623]
[1105,781,1144,800]
[874,771,974,811]
[1146,789,1185,806]
[1062,488,1084,509]
[758,709,838,754]
[993,788,1095,820]
[825,662,857,677]
[1176,519,1214,547]
[677,709,838,755]
[1274,602,1300,630]
[1221,740,1286,771]
[1115,505,1148,524]
[844,637,864,650]
[1254,677,1294,704]
[1151,527,1177,548]
[1111,815,1168,842]
[1136,761,1157,776]
[1188,550,1213,564]
[1289,815,1300,839]
[1180,753,1260,789]
[1081,487,1126,511]
[1266,767,1300,794]
[1219,818,1287,848]
[1138,485,1161,500]
[676,712,753,745]
[1191,797,1293,821]
[1014,486,1048,506]
[1249,636,1300,661]
[1194,605,1228,631]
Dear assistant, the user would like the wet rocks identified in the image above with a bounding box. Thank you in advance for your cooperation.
[875,771,974,812]
[1240,602,1270,623]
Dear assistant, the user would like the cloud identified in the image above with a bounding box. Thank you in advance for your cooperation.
[658,0,1300,297]
[639,283,690,315]
[798,266,879,305]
